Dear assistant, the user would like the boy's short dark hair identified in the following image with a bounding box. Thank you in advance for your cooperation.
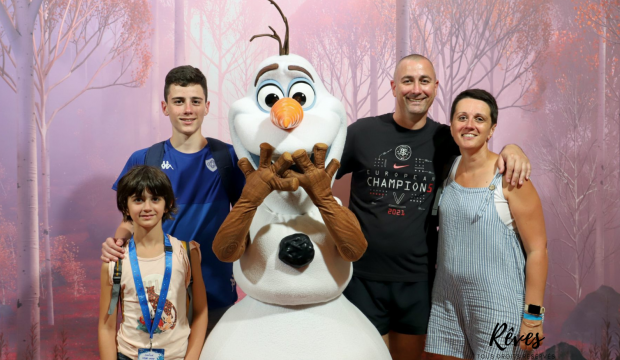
[164,65,208,102]
[116,165,177,223]
[450,89,499,125]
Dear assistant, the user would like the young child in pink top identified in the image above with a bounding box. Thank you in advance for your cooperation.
[98,165,208,360]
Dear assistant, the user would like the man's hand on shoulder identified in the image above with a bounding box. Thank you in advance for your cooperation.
[497,144,531,187]
[101,237,127,263]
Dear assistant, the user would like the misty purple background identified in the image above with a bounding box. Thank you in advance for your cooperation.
[0,0,619,359]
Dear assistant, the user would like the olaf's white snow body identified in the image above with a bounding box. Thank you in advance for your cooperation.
[199,54,391,360]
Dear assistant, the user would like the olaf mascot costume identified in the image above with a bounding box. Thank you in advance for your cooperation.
[199,2,391,360]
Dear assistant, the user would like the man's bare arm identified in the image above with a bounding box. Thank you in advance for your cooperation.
[497,144,531,186]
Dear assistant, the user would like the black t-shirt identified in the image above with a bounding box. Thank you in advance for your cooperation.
[337,113,460,282]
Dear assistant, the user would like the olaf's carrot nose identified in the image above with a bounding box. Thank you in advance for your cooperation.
[270,98,304,130]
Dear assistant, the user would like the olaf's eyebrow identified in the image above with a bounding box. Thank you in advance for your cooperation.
[288,65,314,82]
[255,64,279,86]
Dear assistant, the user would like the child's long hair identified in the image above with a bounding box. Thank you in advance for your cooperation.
[116,165,177,223]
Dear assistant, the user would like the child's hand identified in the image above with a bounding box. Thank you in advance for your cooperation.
[101,237,126,262]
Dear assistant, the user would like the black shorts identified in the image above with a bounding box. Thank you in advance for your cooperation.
[343,276,431,336]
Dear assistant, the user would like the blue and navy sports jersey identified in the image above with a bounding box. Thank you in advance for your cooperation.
[112,139,245,309]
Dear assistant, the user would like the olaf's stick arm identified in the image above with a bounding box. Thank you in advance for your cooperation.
[284,144,368,262]
[212,144,298,262]
[315,197,368,262]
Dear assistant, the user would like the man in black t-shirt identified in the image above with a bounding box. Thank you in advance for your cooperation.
[336,54,531,360]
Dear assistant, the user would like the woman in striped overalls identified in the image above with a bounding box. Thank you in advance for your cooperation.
[425,89,548,360]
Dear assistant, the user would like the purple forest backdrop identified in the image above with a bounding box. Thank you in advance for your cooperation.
[0,0,618,358]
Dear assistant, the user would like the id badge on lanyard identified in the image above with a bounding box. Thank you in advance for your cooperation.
[138,348,165,360]
[129,234,173,360]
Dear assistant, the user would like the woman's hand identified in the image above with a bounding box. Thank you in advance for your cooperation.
[519,320,544,351]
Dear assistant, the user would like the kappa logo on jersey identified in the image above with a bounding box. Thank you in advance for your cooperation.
[395,145,412,161]
[205,158,217,172]
[161,161,174,170]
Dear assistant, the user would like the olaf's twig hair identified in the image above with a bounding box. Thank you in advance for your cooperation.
[250,0,290,56]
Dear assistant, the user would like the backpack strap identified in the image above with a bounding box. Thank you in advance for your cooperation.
[181,240,194,324]
[107,260,122,315]
[144,141,167,168]
[432,155,458,216]
[207,137,239,206]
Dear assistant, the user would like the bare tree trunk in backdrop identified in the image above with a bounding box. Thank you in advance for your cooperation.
[0,1,45,358]
[395,0,410,62]
[595,17,607,286]
[175,0,185,66]
[152,0,161,141]
[40,118,53,326]
[487,47,496,152]
[16,33,40,360]
[370,25,378,117]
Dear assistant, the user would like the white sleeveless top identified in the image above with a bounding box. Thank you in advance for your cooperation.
[448,156,516,231]
[108,236,200,360]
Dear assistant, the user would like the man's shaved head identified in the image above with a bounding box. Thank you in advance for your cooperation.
[390,53,439,126]
[394,54,436,80]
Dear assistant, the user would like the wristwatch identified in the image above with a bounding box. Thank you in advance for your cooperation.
[524,304,545,315]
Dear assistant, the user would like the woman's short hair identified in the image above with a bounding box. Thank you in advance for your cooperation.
[116,165,177,223]
[450,89,498,125]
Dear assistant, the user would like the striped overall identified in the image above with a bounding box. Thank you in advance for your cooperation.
[425,157,527,359]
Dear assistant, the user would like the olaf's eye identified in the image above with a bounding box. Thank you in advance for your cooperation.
[257,84,285,112]
[289,82,315,109]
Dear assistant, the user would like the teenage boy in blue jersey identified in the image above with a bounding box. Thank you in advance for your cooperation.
[101,65,245,334]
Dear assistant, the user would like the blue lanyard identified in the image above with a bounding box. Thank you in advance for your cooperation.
[128,234,173,343]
